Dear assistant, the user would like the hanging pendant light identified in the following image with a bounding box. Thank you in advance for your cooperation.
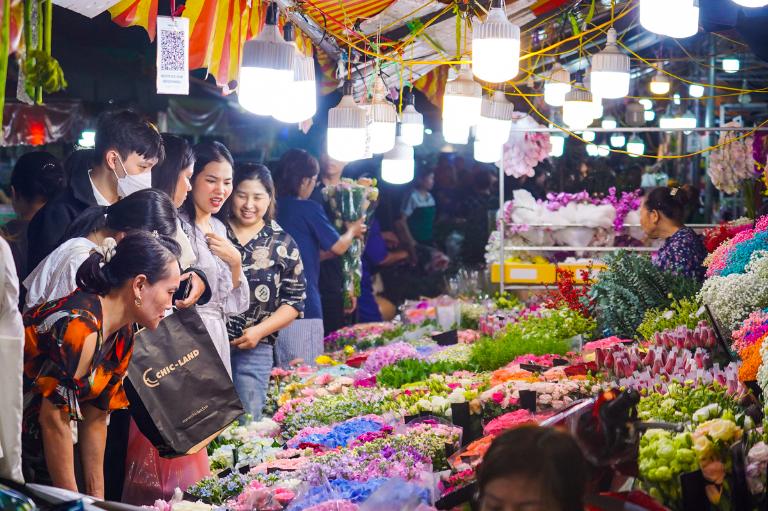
[640,0,699,38]
[544,63,571,107]
[597,144,610,157]
[627,134,645,157]
[582,130,596,142]
[610,133,626,147]
[399,91,424,146]
[584,71,603,119]
[474,138,503,163]
[689,84,705,98]
[601,116,618,129]
[472,0,521,83]
[732,0,768,7]
[563,83,594,130]
[649,69,671,95]
[442,119,471,145]
[586,144,599,156]
[477,90,515,146]
[590,28,630,99]
[382,135,415,184]
[327,81,368,162]
[443,64,483,125]
[363,77,397,154]
[239,2,295,116]
[625,101,645,126]
[722,58,740,73]
[550,131,566,157]
[644,110,656,122]
[272,24,317,124]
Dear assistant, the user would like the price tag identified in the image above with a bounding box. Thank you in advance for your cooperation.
[156,16,189,95]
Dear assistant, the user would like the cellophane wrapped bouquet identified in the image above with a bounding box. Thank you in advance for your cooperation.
[323,178,379,309]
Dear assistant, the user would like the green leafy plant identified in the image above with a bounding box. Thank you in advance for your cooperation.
[377,359,466,388]
[591,252,702,339]
[469,307,595,371]
[637,296,709,341]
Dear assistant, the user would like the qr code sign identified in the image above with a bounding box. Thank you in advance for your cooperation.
[160,29,186,71]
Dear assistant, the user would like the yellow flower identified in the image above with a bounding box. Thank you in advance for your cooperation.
[344,346,355,355]
[315,355,336,366]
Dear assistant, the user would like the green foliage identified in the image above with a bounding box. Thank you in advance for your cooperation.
[636,383,742,424]
[469,307,595,371]
[637,296,709,341]
[377,359,466,388]
[591,252,702,339]
[494,291,521,310]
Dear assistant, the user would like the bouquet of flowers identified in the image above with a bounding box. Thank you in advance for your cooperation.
[322,178,379,309]
[708,123,759,194]
[703,218,754,253]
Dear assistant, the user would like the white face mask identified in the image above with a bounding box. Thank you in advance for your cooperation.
[114,154,152,198]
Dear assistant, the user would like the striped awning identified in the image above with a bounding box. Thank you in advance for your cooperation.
[300,0,397,42]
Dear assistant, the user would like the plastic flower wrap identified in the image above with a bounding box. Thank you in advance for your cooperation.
[692,419,744,506]
[498,115,551,179]
[708,123,758,194]
[322,178,379,309]
[638,429,699,508]
[746,441,768,494]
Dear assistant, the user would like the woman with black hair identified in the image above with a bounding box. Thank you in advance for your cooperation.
[21,231,181,496]
[477,425,588,511]
[23,188,177,310]
[224,163,306,419]
[180,141,248,376]
[274,149,364,367]
[4,151,65,281]
[640,185,707,281]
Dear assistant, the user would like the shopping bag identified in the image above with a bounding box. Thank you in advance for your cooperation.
[124,307,244,458]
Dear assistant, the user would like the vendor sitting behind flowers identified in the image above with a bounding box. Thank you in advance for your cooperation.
[640,185,707,281]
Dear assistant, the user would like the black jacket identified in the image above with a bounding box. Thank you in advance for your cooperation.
[27,162,98,272]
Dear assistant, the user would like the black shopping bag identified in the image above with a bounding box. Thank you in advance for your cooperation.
[124,307,244,458]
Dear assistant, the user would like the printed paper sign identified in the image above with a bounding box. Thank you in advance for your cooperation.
[156,16,189,95]
[52,0,122,18]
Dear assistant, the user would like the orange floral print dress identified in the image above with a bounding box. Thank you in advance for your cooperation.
[21,289,133,483]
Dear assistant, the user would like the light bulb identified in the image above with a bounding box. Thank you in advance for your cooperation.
[673,93,681,105]
[640,0,699,38]
[544,64,571,107]
[610,133,626,147]
[381,137,415,184]
[732,0,768,7]
[627,134,645,157]
[472,4,521,83]
[442,119,470,145]
[689,84,705,98]
[363,77,397,154]
[400,93,424,146]
[272,52,317,123]
[586,143,599,157]
[592,95,604,119]
[723,58,740,73]
[650,70,671,95]
[679,110,697,131]
[549,134,565,157]
[473,138,503,163]
[239,4,295,116]
[327,81,368,162]
[583,130,596,142]
[597,144,610,157]
[644,110,656,122]
[589,28,630,99]
[563,84,594,130]
[443,65,482,127]
[601,116,617,129]
[477,90,514,146]
[639,99,653,110]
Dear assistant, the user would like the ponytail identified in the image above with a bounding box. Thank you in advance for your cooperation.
[644,185,699,225]
[76,231,181,296]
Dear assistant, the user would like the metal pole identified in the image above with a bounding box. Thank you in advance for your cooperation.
[498,156,505,295]
[704,34,717,221]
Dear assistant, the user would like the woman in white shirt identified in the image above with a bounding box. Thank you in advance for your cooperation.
[23,188,178,310]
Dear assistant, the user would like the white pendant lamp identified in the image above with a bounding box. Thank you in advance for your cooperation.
[549,132,565,157]
[583,130,596,142]
[563,83,594,130]
[649,69,671,95]
[722,58,740,73]
[597,144,610,157]
[732,0,768,7]
[381,136,415,184]
[364,77,397,154]
[477,90,515,146]
[442,119,471,145]
[625,101,645,126]
[610,133,626,147]
[640,0,699,38]
[644,110,656,122]
[327,81,368,162]
[639,99,653,110]
[679,110,697,131]
[399,91,424,146]
[601,116,617,129]
[474,138,503,163]
[471,0,521,83]
[586,143,599,156]
[627,134,645,157]
[590,28,630,99]
[443,64,482,126]
[272,24,317,124]
[689,84,705,98]
[239,3,295,116]
[544,63,571,107]
[592,95,604,120]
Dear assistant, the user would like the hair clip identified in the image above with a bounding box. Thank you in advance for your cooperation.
[670,187,679,196]
[93,237,118,266]
[151,230,159,238]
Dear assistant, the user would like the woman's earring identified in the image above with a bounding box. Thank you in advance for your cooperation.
[135,296,142,307]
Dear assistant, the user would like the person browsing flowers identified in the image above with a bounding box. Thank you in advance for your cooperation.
[223,163,306,419]
[640,185,707,281]
[180,141,249,376]
[21,231,181,497]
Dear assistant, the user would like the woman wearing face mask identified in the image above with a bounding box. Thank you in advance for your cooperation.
[224,163,306,419]
[640,185,706,281]
[21,231,181,496]
[180,141,249,376]
[23,188,178,311]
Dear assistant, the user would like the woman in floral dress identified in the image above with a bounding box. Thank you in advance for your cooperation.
[640,185,707,281]
[224,163,306,419]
